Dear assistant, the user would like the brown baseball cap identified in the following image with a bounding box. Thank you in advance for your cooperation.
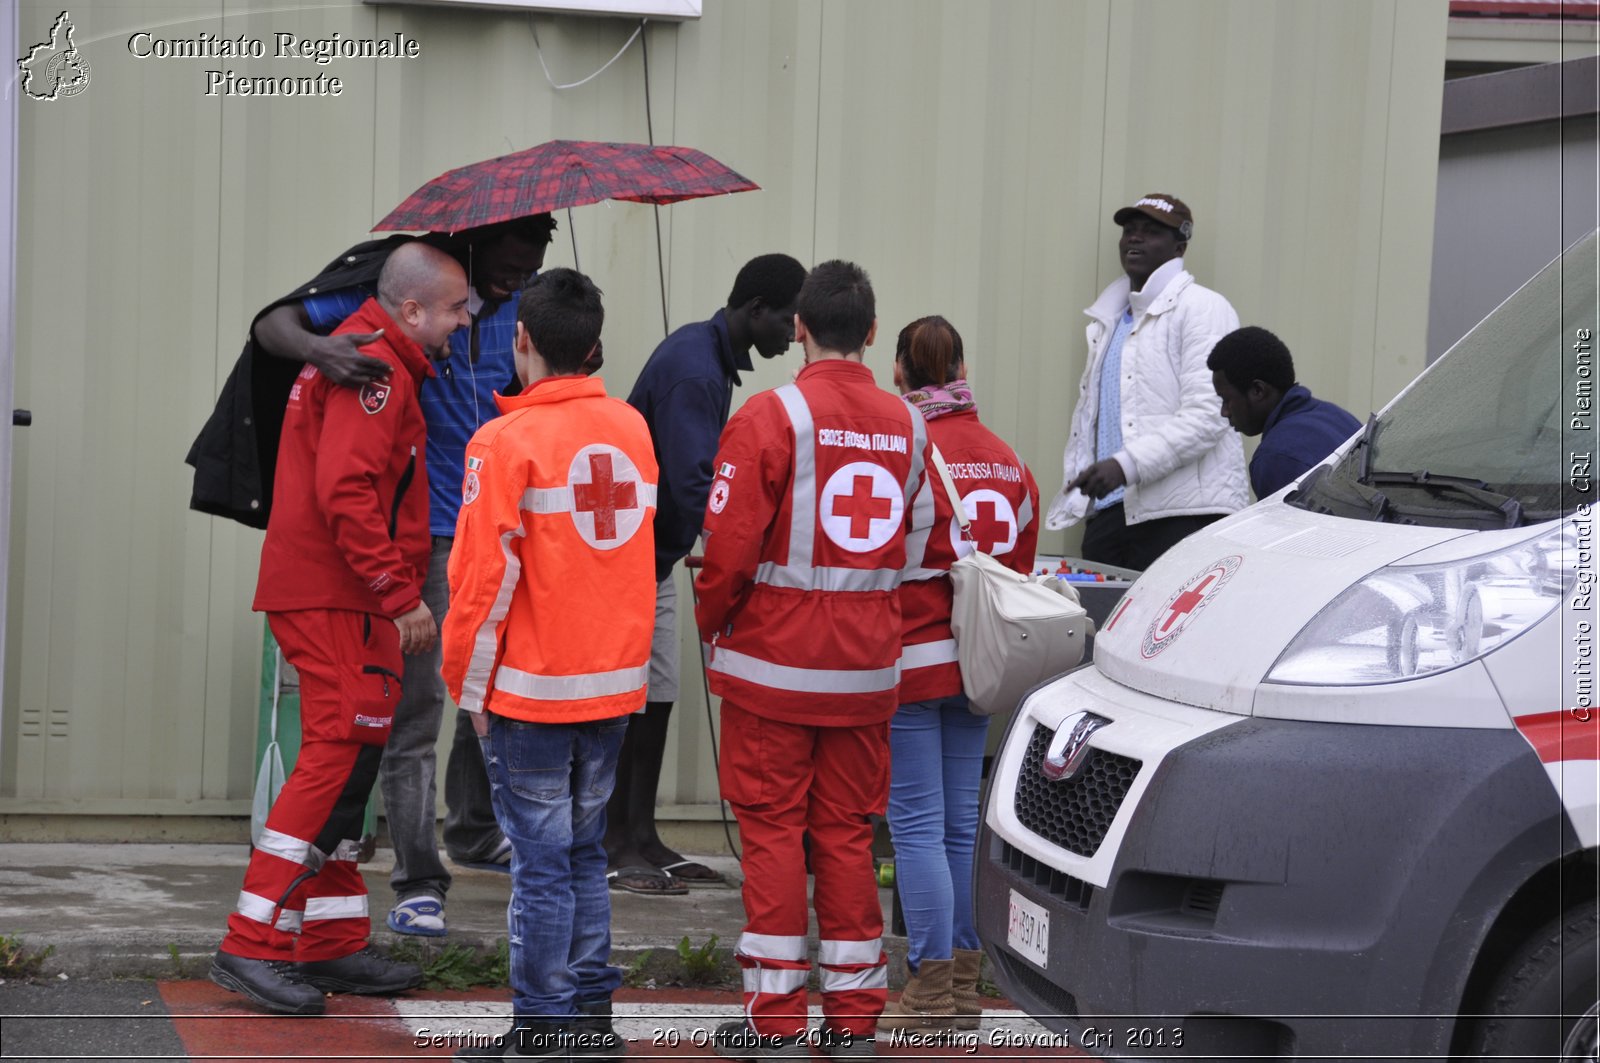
[1113,193,1194,240]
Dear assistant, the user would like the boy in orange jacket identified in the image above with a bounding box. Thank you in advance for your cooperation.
[441,269,657,1060]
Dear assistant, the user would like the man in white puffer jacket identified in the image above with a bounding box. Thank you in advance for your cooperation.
[1046,193,1248,570]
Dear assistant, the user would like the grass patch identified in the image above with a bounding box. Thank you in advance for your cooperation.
[388,938,509,991]
[0,935,55,979]
[621,948,655,988]
[675,934,727,987]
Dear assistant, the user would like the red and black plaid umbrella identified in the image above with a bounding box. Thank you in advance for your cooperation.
[374,139,759,232]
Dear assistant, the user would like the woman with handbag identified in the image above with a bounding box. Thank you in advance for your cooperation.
[880,316,1040,1034]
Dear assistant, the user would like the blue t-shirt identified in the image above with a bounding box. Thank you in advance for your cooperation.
[303,289,520,535]
[1093,308,1136,510]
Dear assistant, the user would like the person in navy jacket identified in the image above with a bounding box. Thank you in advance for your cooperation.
[1207,325,1363,498]
[607,254,806,895]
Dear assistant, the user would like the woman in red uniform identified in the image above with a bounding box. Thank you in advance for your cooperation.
[880,316,1039,1034]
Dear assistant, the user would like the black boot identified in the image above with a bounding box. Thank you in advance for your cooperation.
[571,999,625,1061]
[296,945,423,995]
[455,1020,575,1060]
[209,950,325,1016]
[711,1020,810,1060]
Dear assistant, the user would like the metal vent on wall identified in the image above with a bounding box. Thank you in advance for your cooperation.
[1014,722,1140,858]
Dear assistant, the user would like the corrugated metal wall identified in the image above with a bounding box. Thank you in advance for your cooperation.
[3,0,1448,816]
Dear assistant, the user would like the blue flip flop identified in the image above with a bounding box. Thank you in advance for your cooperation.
[387,894,447,937]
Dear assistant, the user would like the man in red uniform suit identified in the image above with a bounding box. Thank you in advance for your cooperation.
[209,241,469,1015]
[696,260,931,1060]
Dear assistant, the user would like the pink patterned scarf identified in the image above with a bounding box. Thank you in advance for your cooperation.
[904,379,977,421]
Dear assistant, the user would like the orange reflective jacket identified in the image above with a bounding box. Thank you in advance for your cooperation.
[441,375,658,724]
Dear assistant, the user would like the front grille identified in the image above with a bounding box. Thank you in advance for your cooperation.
[1000,841,1093,911]
[1014,722,1140,858]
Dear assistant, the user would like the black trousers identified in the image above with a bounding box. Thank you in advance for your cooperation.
[1079,502,1223,573]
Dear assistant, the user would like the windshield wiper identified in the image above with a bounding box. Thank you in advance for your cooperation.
[1365,469,1525,527]
[1355,414,1381,484]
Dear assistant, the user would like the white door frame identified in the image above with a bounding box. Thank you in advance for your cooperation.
[0,0,18,771]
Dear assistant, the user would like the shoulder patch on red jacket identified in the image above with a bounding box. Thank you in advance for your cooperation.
[359,381,391,415]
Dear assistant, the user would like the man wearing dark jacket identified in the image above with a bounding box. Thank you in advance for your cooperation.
[1208,325,1363,498]
[605,253,806,894]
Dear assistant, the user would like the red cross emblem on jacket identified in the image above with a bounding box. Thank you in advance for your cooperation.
[820,461,903,552]
[568,445,647,550]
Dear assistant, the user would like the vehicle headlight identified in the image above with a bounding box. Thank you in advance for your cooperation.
[1266,523,1578,685]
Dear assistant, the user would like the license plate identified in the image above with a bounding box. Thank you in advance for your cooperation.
[1007,889,1050,969]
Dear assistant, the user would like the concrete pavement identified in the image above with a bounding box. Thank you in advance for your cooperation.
[0,843,1082,1062]
[0,843,912,983]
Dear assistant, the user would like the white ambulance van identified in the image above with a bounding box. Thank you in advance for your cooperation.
[976,233,1599,1060]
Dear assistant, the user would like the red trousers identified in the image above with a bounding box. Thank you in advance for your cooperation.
[221,610,399,962]
[718,701,890,1039]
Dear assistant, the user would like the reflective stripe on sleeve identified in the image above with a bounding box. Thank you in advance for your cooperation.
[738,932,809,962]
[236,891,303,932]
[903,472,937,573]
[304,895,369,922]
[710,647,900,694]
[774,385,816,569]
[901,639,959,670]
[459,524,527,712]
[495,663,648,701]
[903,406,928,506]
[753,563,899,593]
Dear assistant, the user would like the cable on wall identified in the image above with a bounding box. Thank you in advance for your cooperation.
[528,17,644,92]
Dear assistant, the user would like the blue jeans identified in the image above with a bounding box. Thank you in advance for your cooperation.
[886,696,989,970]
[480,714,628,1022]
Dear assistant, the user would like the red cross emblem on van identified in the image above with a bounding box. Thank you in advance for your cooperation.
[1141,555,1243,659]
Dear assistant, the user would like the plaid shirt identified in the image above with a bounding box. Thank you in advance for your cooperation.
[304,288,521,535]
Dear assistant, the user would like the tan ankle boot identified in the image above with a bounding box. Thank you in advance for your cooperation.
[876,958,955,1033]
[950,948,984,1030]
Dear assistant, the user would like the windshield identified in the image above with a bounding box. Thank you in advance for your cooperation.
[1292,231,1599,527]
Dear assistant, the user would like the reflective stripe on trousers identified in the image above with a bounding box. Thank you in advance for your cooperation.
[234,890,304,933]
[304,895,370,922]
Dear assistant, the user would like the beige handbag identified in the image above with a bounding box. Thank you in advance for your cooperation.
[931,445,1092,715]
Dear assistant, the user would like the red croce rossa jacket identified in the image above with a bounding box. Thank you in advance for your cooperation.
[253,298,434,620]
[900,409,1041,703]
[694,359,930,727]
